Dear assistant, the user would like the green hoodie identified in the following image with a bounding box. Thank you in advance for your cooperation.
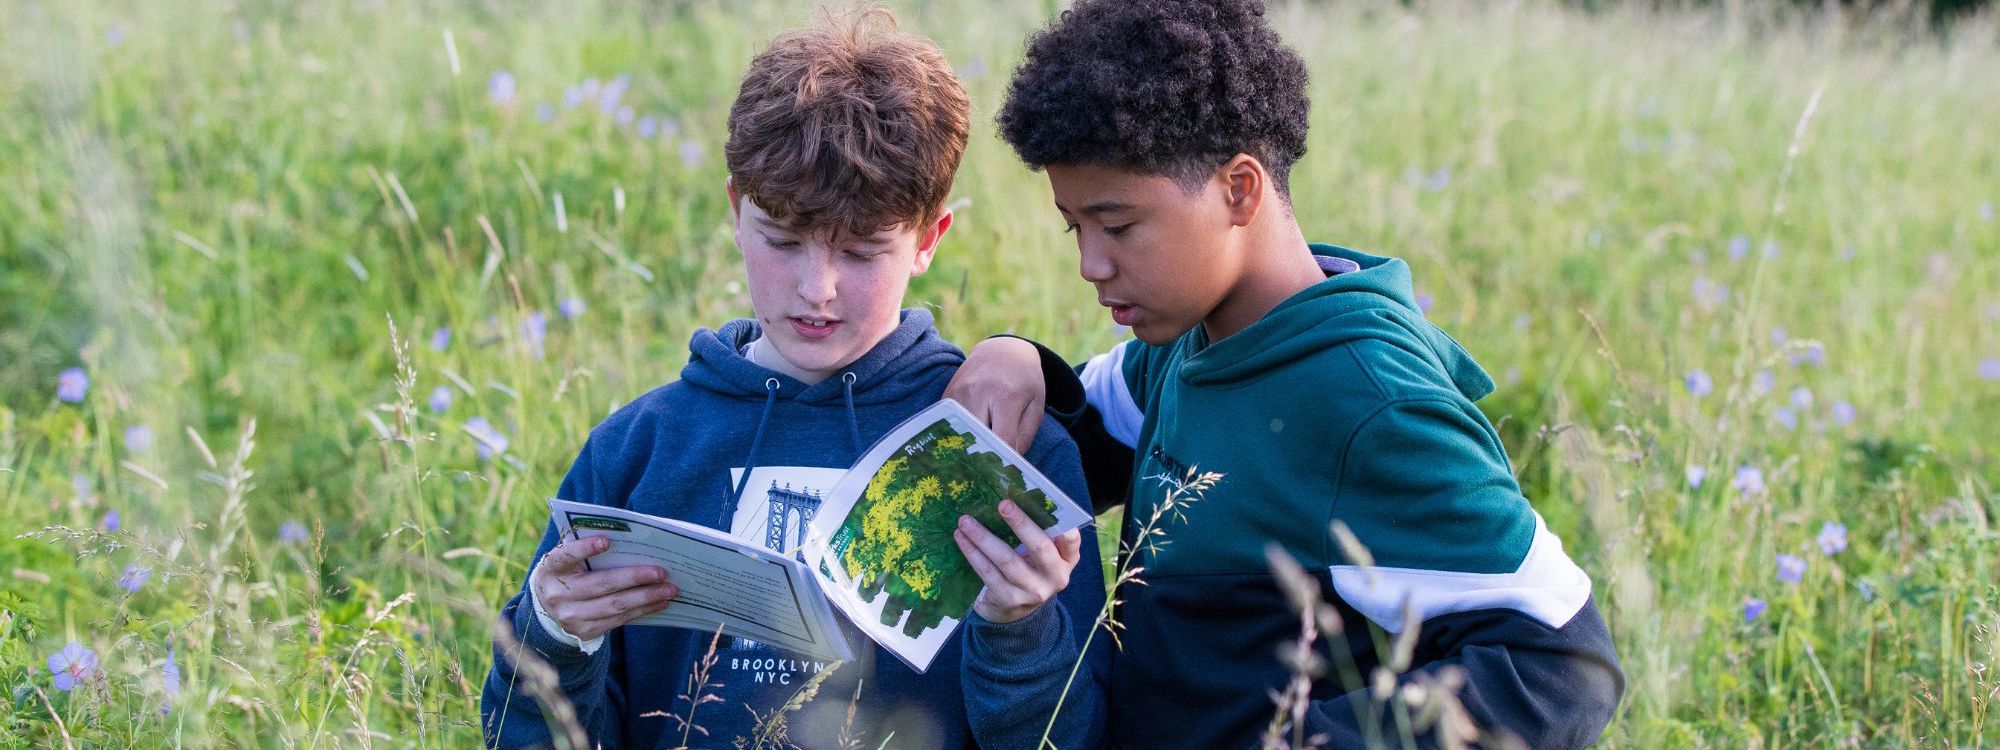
[1050,244,1622,749]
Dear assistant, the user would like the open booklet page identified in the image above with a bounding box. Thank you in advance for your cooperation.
[802,398,1093,673]
[548,498,853,663]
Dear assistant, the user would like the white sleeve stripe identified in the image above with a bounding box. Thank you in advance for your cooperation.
[1077,341,1143,449]
[1328,511,1592,633]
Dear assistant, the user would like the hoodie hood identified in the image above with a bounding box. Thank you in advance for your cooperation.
[1178,244,1495,401]
[682,308,964,406]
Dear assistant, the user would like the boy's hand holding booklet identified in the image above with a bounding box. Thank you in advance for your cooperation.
[547,398,1092,672]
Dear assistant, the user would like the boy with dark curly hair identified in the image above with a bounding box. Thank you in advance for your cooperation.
[944,0,1624,747]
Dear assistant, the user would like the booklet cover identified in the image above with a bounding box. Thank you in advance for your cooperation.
[548,398,1092,672]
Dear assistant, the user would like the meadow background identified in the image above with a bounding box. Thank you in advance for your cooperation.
[3,0,1998,746]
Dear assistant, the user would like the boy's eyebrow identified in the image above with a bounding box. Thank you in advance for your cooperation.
[1055,200,1138,216]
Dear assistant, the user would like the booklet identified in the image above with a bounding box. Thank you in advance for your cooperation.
[547,398,1093,672]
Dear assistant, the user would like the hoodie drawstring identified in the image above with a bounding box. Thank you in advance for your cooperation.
[724,377,782,529]
[841,371,861,457]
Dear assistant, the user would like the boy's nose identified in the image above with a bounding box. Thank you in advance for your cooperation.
[797,259,838,304]
[1078,239,1115,283]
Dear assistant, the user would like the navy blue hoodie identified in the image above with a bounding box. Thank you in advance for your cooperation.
[481,310,1110,750]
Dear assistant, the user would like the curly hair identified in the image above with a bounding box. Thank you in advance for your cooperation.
[725,7,970,237]
[997,0,1310,196]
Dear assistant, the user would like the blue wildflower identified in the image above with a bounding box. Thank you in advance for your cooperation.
[1732,466,1766,496]
[279,520,309,544]
[1792,342,1825,367]
[1771,326,1788,346]
[48,642,98,692]
[1831,401,1856,425]
[1752,369,1776,396]
[535,102,556,123]
[1789,386,1813,410]
[636,116,659,139]
[1685,464,1706,489]
[1817,522,1848,556]
[101,508,119,532]
[487,70,516,105]
[161,648,180,712]
[1423,168,1452,192]
[559,297,586,320]
[125,424,153,453]
[57,367,89,403]
[1982,202,1996,221]
[428,385,453,414]
[1742,597,1767,622]
[1773,408,1797,431]
[1727,235,1750,260]
[118,564,151,593]
[1684,369,1713,397]
[1775,553,1806,585]
[522,311,548,358]
[1981,358,2000,381]
[430,326,451,352]
[467,417,509,460]
[679,140,705,168]
[1415,292,1434,314]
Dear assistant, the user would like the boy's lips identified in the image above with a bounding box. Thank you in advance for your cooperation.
[1107,304,1140,327]
[789,317,840,340]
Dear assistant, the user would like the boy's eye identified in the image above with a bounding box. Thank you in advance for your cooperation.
[764,235,801,249]
[1062,223,1080,234]
[845,249,883,261]
[1104,224,1132,237]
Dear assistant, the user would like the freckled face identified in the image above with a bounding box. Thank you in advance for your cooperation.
[1045,164,1243,346]
[731,194,948,377]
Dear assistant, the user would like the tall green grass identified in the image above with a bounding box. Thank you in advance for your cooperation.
[2,0,1996,746]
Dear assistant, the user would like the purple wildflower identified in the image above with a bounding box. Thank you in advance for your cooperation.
[1684,369,1714,397]
[598,74,629,113]
[125,424,154,453]
[562,84,584,109]
[535,102,556,123]
[678,140,705,168]
[430,326,451,352]
[428,385,453,413]
[1773,408,1797,431]
[1732,466,1766,496]
[1831,401,1856,425]
[1742,597,1767,622]
[1692,276,1729,309]
[1981,358,2000,381]
[1789,386,1814,410]
[1685,464,1707,490]
[1423,168,1452,192]
[1752,369,1776,396]
[559,297,586,320]
[522,311,547,358]
[1817,522,1848,556]
[1762,240,1780,260]
[487,70,516,105]
[106,24,126,47]
[48,642,98,692]
[118,564,151,593]
[467,417,509,460]
[1770,326,1788,346]
[58,367,89,403]
[1775,553,1806,585]
[1727,235,1750,260]
[636,115,659,139]
[1792,342,1826,367]
[162,649,180,711]
[100,509,119,532]
[1982,202,1996,221]
[279,520,309,543]
[615,105,635,126]
[1415,292,1435,314]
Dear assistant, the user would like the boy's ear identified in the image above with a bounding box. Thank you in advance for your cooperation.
[1218,154,1266,228]
[909,209,953,277]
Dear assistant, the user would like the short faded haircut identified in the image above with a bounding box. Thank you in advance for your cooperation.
[725,7,970,238]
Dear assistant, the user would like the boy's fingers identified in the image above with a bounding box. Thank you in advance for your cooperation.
[541,535,606,576]
[574,583,679,628]
[575,566,669,600]
[954,530,1011,591]
[1053,528,1084,564]
[957,516,1035,587]
[997,501,1062,572]
[1007,401,1043,455]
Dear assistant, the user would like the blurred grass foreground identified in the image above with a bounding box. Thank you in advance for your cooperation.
[3,0,1999,746]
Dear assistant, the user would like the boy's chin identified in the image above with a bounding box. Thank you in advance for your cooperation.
[1128,320,1192,346]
